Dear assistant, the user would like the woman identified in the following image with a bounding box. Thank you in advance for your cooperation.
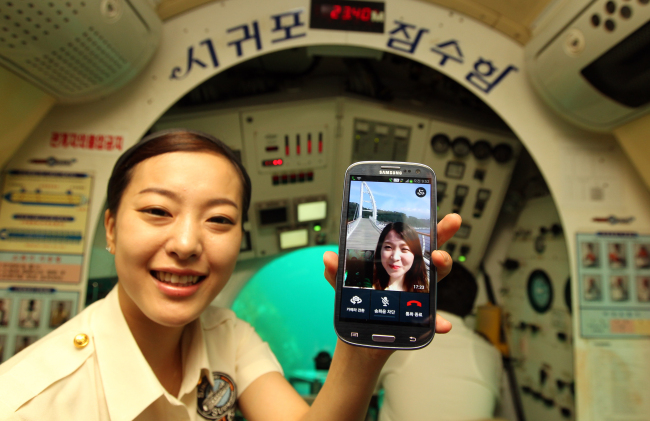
[0,129,460,420]
[373,222,429,293]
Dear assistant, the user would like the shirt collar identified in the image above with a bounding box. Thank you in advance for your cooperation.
[179,315,213,394]
[92,287,212,421]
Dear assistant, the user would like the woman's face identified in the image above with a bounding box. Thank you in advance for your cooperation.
[380,230,414,280]
[105,151,243,328]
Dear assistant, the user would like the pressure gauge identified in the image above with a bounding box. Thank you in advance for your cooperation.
[430,133,450,154]
[451,137,471,157]
[527,270,553,313]
[493,143,514,163]
[472,140,492,160]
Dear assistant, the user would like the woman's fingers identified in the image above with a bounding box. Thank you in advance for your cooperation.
[435,313,452,333]
[437,213,462,247]
[323,250,338,289]
[431,249,453,281]
[431,214,461,282]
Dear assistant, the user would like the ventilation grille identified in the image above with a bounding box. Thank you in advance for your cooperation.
[0,0,160,101]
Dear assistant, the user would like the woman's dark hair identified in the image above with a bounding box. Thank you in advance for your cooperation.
[372,222,429,293]
[107,129,252,222]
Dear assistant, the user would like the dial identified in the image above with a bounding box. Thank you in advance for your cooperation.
[430,133,450,154]
[493,143,513,163]
[472,140,492,160]
[451,137,471,157]
[527,270,553,313]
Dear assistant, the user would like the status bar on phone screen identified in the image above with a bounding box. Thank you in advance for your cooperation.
[350,176,431,184]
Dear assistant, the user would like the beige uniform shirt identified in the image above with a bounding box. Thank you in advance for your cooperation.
[0,288,282,421]
[378,311,502,421]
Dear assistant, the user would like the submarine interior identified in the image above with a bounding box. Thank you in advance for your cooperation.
[0,0,649,420]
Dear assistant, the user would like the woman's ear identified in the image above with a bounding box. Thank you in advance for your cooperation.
[105,209,116,254]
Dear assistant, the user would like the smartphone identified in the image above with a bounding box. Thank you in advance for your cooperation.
[334,161,437,349]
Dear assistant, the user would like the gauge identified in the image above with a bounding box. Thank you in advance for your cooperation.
[451,137,471,157]
[445,161,465,179]
[430,133,450,153]
[472,140,492,160]
[527,270,553,313]
[493,143,513,163]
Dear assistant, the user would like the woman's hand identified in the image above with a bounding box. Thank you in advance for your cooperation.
[323,213,462,334]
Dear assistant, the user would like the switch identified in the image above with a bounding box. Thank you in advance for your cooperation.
[437,181,447,203]
[473,169,486,181]
[459,245,470,257]
[290,174,297,183]
[281,175,288,184]
[296,134,301,155]
[298,173,305,182]
[285,135,290,156]
[452,185,469,213]
[473,189,491,218]
[307,172,314,181]
[308,133,312,154]
[445,242,456,255]
[272,175,280,185]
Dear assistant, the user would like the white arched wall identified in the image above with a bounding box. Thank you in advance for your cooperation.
[8,0,650,419]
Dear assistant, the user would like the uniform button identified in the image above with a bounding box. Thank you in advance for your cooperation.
[73,333,90,348]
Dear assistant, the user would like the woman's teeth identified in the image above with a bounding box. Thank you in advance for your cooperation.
[154,271,201,285]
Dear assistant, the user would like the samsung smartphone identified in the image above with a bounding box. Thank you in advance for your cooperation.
[334,161,437,349]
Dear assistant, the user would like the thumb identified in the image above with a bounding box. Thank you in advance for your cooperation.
[323,251,338,289]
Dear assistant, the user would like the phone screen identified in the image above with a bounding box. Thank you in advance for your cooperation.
[339,175,433,327]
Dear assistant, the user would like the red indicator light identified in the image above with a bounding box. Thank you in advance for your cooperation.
[262,159,284,167]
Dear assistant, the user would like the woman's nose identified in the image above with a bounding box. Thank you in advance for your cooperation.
[166,217,203,260]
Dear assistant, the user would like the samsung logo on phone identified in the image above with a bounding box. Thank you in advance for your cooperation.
[379,170,402,175]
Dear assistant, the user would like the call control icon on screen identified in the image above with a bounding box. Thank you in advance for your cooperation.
[415,187,426,198]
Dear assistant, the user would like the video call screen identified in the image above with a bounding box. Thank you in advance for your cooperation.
[340,175,433,326]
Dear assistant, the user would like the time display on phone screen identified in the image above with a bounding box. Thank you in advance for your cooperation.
[340,175,432,326]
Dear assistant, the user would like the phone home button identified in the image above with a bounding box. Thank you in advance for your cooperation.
[372,334,396,343]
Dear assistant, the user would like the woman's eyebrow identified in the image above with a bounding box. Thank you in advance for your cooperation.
[138,187,239,209]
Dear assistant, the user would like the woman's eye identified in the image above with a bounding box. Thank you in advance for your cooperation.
[209,216,234,225]
[142,208,169,217]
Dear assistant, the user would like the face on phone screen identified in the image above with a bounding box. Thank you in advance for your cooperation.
[340,176,433,326]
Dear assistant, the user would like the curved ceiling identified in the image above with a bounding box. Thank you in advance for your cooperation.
[156,0,554,44]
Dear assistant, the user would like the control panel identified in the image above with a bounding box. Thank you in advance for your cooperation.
[420,120,520,273]
[500,196,574,421]
[154,97,520,273]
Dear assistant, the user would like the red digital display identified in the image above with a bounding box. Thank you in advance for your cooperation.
[262,159,284,167]
[310,1,385,33]
[329,5,373,21]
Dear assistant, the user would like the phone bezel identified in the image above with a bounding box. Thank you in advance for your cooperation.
[334,161,437,349]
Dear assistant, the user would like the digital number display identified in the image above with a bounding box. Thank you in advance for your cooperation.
[310,0,385,33]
